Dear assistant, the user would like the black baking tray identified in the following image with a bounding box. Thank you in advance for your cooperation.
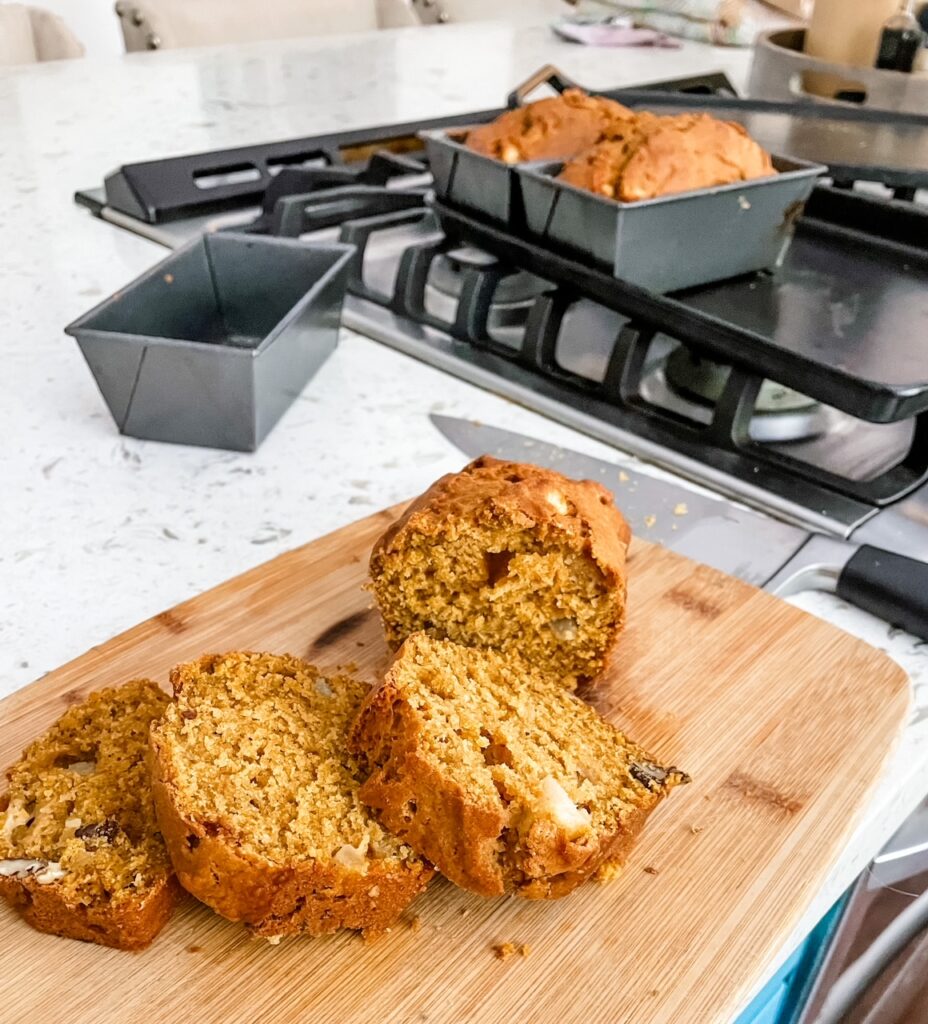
[431,185,928,424]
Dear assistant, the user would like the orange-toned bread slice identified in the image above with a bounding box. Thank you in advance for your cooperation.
[149,652,433,941]
[350,634,688,899]
[0,679,178,950]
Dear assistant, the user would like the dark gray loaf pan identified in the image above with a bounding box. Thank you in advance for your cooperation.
[422,125,525,227]
[65,233,353,452]
[515,156,826,293]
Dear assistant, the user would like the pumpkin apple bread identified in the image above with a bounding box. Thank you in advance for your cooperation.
[466,88,635,164]
[149,652,433,941]
[559,112,774,202]
[0,679,178,950]
[368,456,631,686]
[349,633,688,899]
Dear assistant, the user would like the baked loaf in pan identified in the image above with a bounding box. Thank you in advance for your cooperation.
[0,679,178,950]
[149,652,433,941]
[368,455,631,686]
[466,87,635,165]
[558,112,775,202]
[350,633,688,899]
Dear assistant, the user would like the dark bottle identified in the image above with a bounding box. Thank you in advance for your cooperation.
[876,0,924,71]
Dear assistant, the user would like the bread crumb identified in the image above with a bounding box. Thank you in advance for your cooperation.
[643,865,659,875]
[673,503,688,516]
[689,824,704,835]
[163,273,174,284]
[493,941,530,960]
[644,515,656,528]
[186,944,203,953]
[618,471,630,483]
[410,914,423,933]
[459,907,469,917]
[266,934,283,946]
[593,858,623,883]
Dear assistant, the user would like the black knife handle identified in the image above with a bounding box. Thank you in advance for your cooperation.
[836,546,928,640]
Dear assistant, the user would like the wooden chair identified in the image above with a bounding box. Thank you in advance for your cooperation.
[114,0,412,52]
[0,4,84,65]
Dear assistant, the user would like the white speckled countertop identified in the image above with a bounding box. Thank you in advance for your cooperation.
[1,21,926,1014]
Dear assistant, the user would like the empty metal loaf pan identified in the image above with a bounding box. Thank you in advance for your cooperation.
[65,233,353,452]
[516,156,826,293]
[422,125,526,226]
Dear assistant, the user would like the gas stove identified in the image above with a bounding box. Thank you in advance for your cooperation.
[75,73,928,564]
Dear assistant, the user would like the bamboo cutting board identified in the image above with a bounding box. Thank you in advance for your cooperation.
[0,507,910,1024]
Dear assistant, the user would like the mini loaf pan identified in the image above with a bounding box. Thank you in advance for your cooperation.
[515,156,826,293]
[66,233,353,452]
[422,125,528,227]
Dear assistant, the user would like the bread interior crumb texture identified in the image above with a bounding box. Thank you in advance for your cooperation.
[161,652,420,867]
[0,680,171,906]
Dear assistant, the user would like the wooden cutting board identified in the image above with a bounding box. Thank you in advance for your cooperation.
[0,507,910,1024]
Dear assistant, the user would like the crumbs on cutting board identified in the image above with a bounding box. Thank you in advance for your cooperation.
[643,865,660,875]
[689,824,704,835]
[493,942,531,960]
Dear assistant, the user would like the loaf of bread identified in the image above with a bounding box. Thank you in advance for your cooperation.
[368,456,631,686]
[466,88,635,165]
[149,652,433,941]
[559,112,774,202]
[0,679,178,950]
[350,633,688,899]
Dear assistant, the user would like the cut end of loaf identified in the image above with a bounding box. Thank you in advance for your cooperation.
[369,456,631,685]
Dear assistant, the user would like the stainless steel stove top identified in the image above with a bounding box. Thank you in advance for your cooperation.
[81,186,928,563]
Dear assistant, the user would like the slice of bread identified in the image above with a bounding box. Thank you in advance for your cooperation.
[149,652,433,941]
[350,634,688,899]
[0,679,178,950]
[369,456,631,686]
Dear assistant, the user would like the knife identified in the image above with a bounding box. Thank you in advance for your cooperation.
[430,414,928,640]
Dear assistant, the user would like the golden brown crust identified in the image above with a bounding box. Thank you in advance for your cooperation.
[351,676,507,897]
[0,868,180,951]
[559,113,774,202]
[369,455,631,681]
[350,635,685,901]
[466,88,635,164]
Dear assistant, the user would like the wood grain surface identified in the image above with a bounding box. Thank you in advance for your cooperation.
[0,506,911,1024]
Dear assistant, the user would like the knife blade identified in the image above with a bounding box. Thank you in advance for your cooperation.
[430,414,928,639]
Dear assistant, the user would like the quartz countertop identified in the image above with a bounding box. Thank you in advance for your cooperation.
[1,22,926,1016]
